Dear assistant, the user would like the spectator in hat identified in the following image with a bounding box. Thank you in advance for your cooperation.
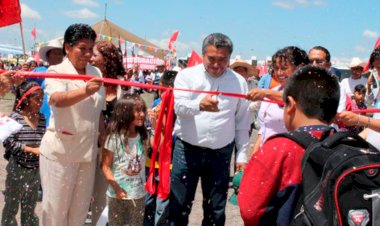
[340,57,367,98]
[30,39,64,127]
[230,59,259,90]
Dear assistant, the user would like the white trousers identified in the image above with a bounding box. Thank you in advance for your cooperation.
[40,154,96,226]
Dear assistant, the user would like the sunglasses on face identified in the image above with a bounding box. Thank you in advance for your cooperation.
[309,58,326,65]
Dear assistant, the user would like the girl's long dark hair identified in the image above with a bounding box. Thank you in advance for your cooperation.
[106,93,148,144]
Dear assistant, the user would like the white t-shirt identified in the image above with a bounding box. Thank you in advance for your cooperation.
[104,133,146,199]
[340,76,367,97]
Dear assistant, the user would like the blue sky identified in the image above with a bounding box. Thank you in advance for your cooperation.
[0,0,379,66]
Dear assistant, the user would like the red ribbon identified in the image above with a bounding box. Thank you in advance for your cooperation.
[145,89,174,199]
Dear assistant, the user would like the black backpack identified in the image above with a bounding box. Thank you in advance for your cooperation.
[271,131,380,226]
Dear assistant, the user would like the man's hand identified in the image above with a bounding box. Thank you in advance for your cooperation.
[85,77,103,96]
[236,162,247,171]
[200,94,219,112]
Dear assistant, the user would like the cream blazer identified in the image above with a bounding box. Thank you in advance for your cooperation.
[40,58,105,162]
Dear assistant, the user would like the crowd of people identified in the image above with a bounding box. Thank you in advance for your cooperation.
[0,22,380,226]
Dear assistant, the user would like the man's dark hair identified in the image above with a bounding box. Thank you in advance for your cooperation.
[63,23,97,56]
[160,70,178,87]
[369,46,380,69]
[283,65,340,123]
[202,33,233,54]
[354,84,367,94]
[272,46,309,67]
[309,46,331,62]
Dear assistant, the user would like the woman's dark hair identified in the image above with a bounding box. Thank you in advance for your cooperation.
[63,23,97,56]
[13,81,41,112]
[283,65,340,124]
[272,46,309,67]
[95,41,126,80]
[106,93,148,144]
[369,46,380,69]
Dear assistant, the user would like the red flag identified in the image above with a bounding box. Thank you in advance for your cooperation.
[31,25,37,41]
[0,0,22,28]
[168,31,179,50]
[187,50,203,68]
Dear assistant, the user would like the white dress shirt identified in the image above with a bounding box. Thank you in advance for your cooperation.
[174,64,251,163]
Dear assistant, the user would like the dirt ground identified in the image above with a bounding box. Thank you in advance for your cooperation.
[0,93,254,225]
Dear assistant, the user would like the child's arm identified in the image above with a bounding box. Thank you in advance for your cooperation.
[101,148,127,199]
[24,146,40,155]
[3,136,38,156]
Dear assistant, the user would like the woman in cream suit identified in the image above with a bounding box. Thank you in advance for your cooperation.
[39,24,105,226]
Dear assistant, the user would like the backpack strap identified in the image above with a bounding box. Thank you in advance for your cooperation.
[321,131,379,151]
[268,131,319,149]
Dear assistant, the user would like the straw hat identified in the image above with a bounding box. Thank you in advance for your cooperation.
[349,57,366,68]
[230,60,258,77]
[39,39,63,62]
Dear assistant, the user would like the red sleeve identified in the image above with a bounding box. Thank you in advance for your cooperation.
[238,137,304,225]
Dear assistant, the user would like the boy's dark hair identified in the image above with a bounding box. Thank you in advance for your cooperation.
[272,46,309,67]
[283,65,340,123]
[160,70,178,87]
[13,81,41,112]
[106,93,148,143]
[354,84,366,94]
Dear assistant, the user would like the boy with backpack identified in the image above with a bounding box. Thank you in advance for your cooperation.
[238,65,340,225]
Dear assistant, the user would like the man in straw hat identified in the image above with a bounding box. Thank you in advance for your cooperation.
[31,39,63,127]
[340,57,367,97]
[230,59,259,90]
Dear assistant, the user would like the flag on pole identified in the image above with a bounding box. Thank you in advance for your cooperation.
[31,25,37,41]
[364,36,380,72]
[187,50,202,68]
[0,0,22,28]
[168,31,179,51]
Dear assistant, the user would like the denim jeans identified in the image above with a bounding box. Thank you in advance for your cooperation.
[169,139,233,226]
[144,169,170,226]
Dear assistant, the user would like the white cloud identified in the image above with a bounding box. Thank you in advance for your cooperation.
[354,45,370,53]
[21,4,42,20]
[72,0,99,7]
[272,0,326,9]
[363,29,378,39]
[63,8,98,19]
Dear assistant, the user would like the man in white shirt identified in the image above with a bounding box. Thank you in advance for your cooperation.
[340,57,367,97]
[170,33,250,226]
